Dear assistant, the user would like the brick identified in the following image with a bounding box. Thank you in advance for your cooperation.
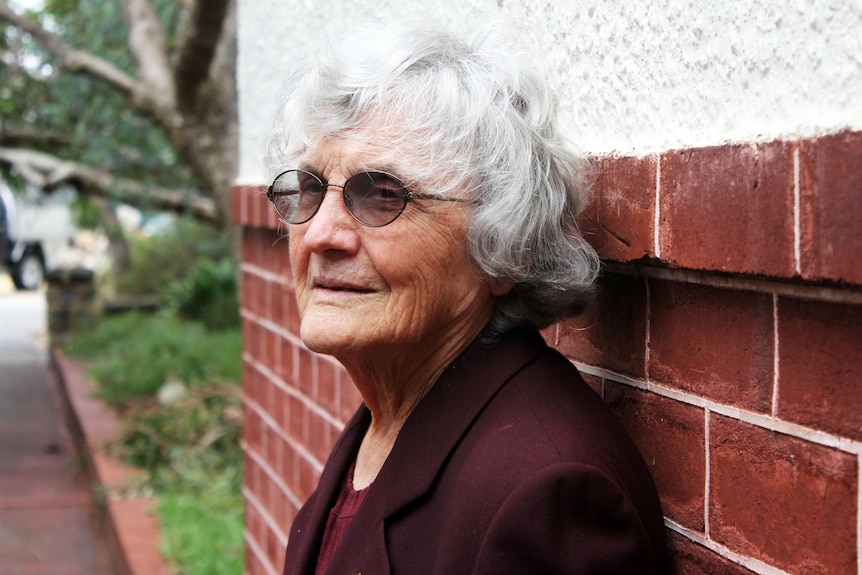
[235,185,250,227]
[605,383,706,530]
[271,232,293,277]
[798,131,862,285]
[241,270,256,316]
[281,442,300,489]
[285,288,302,335]
[245,551,263,575]
[581,154,657,262]
[231,184,244,224]
[245,272,261,317]
[287,395,305,443]
[558,273,648,378]
[777,297,862,440]
[240,231,254,270]
[278,336,296,384]
[330,423,342,453]
[648,281,774,412]
[285,498,299,529]
[307,412,329,463]
[709,414,858,574]
[242,227,263,268]
[297,347,317,398]
[244,451,261,502]
[260,325,275,367]
[666,531,756,575]
[244,317,258,362]
[276,490,292,535]
[272,384,286,429]
[659,142,795,277]
[297,455,321,502]
[265,424,280,471]
[255,274,268,316]
[245,501,262,551]
[270,280,285,327]
[260,374,275,418]
[244,404,261,452]
[311,418,335,462]
[249,186,266,229]
[266,524,281,566]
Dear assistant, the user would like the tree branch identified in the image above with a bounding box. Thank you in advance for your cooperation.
[0,146,217,222]
[172,0,232,111]
[119,0,175,109]
[0,126,71,149]
[0,1,138,97]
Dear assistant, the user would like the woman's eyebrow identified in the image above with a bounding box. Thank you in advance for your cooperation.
[296,163,324,177]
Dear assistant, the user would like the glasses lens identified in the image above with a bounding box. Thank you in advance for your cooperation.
[271,170,325,223]
[344,171,409,226]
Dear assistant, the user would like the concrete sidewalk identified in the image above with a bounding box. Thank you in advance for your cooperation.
[0,290,112,575]
[0,287,169,575]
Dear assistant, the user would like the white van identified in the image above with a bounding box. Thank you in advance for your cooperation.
[0,179,79,290]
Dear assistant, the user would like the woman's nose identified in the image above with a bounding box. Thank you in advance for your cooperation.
[300,187,361,253]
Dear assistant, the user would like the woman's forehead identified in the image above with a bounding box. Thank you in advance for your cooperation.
[300,132,415,178]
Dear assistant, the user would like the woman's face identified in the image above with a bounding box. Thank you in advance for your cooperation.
[288,134,501,368]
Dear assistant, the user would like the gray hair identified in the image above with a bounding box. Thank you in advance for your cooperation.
[266,16,600,337]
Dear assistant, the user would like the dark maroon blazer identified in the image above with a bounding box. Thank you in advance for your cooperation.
[282,329,668,575]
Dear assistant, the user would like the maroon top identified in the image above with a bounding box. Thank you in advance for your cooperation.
[313,463,369,575]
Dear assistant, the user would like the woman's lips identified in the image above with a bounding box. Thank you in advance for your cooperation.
[313,278,374,293]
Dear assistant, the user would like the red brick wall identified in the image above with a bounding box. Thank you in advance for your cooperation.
[234,131,862,575]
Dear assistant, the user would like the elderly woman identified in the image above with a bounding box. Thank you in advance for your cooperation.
[266,17,667,575]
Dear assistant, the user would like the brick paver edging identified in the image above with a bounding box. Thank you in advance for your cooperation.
[51,348,173,575]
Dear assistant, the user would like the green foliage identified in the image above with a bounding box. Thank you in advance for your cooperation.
[1,1,196,190]
[158,489,244,575]
[168,258,239,331]
[118,383,243,492]
[116,217,233,298]
[115,382,244,575]
[69,193,103,230]
[64,306,245,575]
[64,312,241,407]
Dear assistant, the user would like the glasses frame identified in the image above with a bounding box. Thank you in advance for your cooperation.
[267,169,469,227]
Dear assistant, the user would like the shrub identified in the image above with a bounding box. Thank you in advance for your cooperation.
[63,293,244,575]
[117,383,243,491]
[116,217,233,299]
[168,258,239,331]
[114,383,244,575]
[64,312,241,407]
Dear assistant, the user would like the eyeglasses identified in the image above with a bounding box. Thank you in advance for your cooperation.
[267,169,469,227]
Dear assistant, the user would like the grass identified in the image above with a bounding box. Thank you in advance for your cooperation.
[65,311,244,575]
[158,489,244,575]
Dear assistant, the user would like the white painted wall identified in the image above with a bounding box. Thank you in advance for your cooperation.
[236,0,862,183]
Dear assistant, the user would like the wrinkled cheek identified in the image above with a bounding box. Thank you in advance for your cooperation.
[383,283,445,339]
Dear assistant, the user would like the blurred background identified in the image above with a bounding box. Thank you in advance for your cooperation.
[1,1,242,574]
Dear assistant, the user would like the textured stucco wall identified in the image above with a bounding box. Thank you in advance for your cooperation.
[236,0,862,183]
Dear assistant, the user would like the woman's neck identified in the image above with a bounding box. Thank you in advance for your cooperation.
[346,359,442,490]
[342,325,483,489]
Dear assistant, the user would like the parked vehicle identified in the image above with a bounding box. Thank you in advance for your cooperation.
[0,179,79,291]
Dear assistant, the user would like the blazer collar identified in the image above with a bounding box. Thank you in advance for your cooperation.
[294,329,548,574]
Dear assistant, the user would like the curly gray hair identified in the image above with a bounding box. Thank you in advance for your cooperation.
[266,16,600,337]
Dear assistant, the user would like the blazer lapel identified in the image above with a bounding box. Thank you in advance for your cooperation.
[325,330,547,574]
[284,408,371,575]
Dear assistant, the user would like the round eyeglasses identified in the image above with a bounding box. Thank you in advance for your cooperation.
[267,169,469,227]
